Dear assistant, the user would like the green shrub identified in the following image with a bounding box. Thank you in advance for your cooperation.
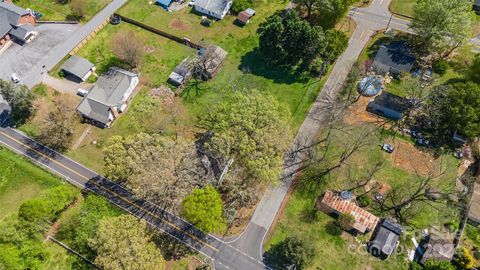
[433,59,449,75]
[231,0,252,14]
[357,195,371,207]
[337,213,355,231]
[18,185,78,226]
[325,221,342,236]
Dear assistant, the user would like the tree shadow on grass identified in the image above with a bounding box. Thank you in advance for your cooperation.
[239,48,310,85]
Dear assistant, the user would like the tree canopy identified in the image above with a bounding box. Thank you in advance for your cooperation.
[426,82,480,139]
[411,0,472,57]
[0,80,35,125]
[264,236,315,270]
[181,185,225,233]
[198,90,291,183]
[257,10,325,69]
[104,133,206,209]
[89,215,165,270]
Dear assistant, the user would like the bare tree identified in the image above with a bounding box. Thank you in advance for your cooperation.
[111,31,143,68]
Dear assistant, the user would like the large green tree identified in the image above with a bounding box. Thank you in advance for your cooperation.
[427,82,480,139]
[181,185,225,233]
[89,215,165,270]
[104,133,205,209]
[198,90,291,183]
[0,80,35,125]
[257,10,325,69]
[315,0,355,28]
[264,236,315,270]
[411,0,472,57]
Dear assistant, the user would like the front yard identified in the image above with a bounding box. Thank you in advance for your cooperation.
[13,0,111,21]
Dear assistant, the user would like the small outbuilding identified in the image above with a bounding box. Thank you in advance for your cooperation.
[367,219,403,259]
[419,234,455,265]
[372,41,415,76]
[61,55,95,82]
[236,11,251,25]
[366,91,410,121]
[201,45,227,79]
[316,190,379,234]
[168,57,193,86]
[156,0,172,10]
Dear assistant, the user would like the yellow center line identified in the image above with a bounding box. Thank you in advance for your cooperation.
[0,130,220,252]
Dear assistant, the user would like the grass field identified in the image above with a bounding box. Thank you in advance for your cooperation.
[265,122,460,270]
[64,0,328,172]
[0,147,78,269]
[389,0,416,18]
[0,147,67,219]
[13,0,111,21]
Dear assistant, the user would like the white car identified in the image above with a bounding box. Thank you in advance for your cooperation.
[11,73,20,83]
[77,88,89,97]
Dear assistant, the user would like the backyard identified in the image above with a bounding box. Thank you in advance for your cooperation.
[58,0,328,172]
[13,0,111,21]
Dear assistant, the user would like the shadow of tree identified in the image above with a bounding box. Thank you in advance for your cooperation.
[239,48,309,85]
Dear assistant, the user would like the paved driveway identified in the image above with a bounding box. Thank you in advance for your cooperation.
[0,23,79,83]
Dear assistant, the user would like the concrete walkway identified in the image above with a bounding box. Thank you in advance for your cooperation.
[226,0,412,263]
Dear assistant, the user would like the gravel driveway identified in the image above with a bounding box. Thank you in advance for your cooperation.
[0,23,79,83]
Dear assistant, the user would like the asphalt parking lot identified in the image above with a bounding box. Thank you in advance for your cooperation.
[0,23,79,83]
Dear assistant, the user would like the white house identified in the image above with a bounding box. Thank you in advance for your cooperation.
[193,0,232,20]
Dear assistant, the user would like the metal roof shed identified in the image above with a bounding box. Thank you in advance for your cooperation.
[156,0,172,9]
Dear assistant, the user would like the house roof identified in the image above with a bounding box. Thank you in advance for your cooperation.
[9,23,33,40]
[369,219,403,257]
[236,11,251,24]
[420,234,455,264]
[317,190,379,233]
[194,0,230,15]
[244,8,255,16]
[0,2,29,26]
[156,0,172,7]
[203,45,227,76]
[77,67,138,125]
[61,55,94,80]
[0,11,10,37]
[373,41,415,74]
[370,92,410,114]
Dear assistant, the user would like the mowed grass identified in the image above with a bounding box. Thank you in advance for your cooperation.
[67,0,327,170]
[389,0,416,18]
[0,147,67,219]
[265,122,460,270]
[13,0,111,21]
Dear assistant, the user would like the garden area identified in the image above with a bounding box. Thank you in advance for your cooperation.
[13,0,111,21]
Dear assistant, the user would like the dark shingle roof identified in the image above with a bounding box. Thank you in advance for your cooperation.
[61,55,94,80]
[9,23,33,40]
[0,2,29,26]
[368,219,403,257]
[373,41,415,74]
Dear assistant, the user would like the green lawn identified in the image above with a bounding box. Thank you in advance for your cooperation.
[13,0,111,21]
[0,147,79,269]
[265,123,460,269]
[0,147,67,219]
[389,0,416,18]
[66,0,327,171]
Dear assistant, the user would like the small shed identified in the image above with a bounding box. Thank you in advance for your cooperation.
[244,8,255,17]
[168,57,193,86]
[61,55,95,82]
[236,11,251,25]
[201,45,227,79]
[367,219,403,259]
[366,92,410,121]
[419,234,455,265]
[156,0,172,9]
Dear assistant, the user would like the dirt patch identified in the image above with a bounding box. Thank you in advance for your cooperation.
[169,18,190,31]
[392,141,439,177]
[344,96,387,126]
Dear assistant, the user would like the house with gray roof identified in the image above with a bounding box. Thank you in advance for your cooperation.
[76,67,139,128]
[193,0,232,20]
[61,55,95,82]
[0,1,37,50]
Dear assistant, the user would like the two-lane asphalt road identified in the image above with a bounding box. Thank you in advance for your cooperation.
[0,127,268,270]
